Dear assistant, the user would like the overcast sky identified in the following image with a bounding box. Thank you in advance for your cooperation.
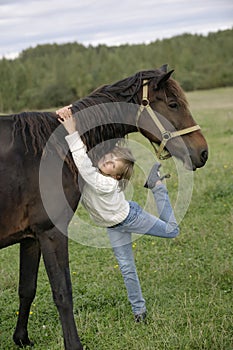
[0,0,232,59]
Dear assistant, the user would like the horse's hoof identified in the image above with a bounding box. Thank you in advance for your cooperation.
[13,333,34,348]
[16,340,34,348]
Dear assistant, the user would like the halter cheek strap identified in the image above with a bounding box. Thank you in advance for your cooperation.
[136,80,201,160]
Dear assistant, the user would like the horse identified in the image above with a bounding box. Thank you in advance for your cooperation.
[0,64,208,350]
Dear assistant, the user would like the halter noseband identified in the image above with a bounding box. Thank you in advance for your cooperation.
[136,80,201,160]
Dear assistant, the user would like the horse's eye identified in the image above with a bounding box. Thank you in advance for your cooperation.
[169,102,178,109]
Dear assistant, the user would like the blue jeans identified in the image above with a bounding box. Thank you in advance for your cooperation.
[107,184,179,315]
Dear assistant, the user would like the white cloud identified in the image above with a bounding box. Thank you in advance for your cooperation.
[0,0,232,58]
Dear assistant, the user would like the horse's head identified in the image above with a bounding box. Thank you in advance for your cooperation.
[134,65,208,170]
[71,65,208,170]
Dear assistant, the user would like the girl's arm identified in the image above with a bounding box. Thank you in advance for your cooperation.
[56,109,118,193]
[56,105,75,134]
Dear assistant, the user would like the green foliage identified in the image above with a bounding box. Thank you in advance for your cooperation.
[0,29,232,113]
[0,87,233,349]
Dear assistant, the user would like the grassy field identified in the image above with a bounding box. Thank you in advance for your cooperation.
[0,87,233,349]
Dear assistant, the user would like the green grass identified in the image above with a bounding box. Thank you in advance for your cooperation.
[1,87,233,349]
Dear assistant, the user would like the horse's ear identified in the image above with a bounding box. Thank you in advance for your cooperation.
[154,69,174,89]
[159,64,168,72]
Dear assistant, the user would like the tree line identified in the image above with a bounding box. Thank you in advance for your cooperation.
[0,28,232,113]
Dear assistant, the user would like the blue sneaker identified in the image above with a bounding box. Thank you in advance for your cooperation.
[134,311,147,323]
[144,163,170,189]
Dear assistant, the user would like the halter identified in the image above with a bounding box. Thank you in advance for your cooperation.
[136,80,201,160]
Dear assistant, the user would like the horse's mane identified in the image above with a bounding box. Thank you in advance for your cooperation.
[11,111,59,154]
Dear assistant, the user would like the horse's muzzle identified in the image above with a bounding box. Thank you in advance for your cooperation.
[200,149,208,165]
[192,148,208,170]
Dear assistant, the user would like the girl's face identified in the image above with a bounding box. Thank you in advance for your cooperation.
[98,153,124,180]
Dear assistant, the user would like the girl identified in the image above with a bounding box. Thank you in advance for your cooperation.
[56,107,179,322]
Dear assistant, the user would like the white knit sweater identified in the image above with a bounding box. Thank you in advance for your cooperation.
[65,131,130,227]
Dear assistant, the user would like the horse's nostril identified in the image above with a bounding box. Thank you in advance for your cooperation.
[201,149,208,163]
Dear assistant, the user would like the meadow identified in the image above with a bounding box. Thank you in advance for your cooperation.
[0,87,232,349]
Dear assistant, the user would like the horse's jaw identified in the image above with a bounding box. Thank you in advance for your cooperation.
[150,142,196,171]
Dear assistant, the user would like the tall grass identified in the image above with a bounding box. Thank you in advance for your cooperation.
[0,87,232,349]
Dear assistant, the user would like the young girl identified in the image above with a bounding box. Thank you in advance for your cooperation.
[56,107,179,322]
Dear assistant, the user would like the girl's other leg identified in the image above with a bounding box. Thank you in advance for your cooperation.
[108,229,146,317]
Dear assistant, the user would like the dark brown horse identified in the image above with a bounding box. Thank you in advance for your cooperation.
[0,65,208,350]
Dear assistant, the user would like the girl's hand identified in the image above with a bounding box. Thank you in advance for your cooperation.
[56,105,76,134]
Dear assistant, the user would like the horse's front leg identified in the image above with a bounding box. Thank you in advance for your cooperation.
[13,237,41,347]
[38,227,83,350]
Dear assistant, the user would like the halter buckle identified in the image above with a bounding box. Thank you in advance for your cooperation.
[162,131,171,140]
[142,98,149,107]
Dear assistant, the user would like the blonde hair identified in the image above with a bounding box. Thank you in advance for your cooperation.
[111,146,135,191]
